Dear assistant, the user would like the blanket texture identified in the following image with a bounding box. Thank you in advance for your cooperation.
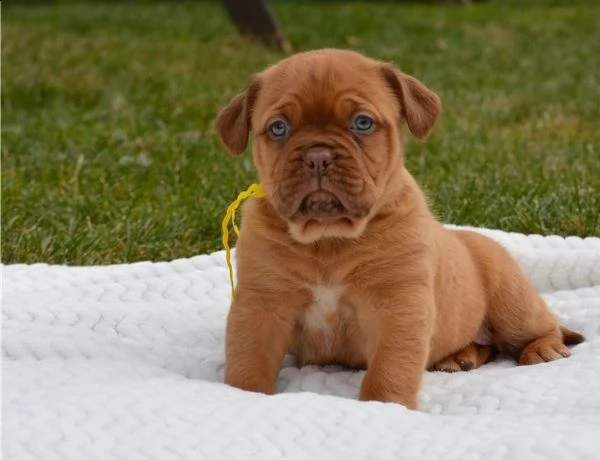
[3,226,600,460]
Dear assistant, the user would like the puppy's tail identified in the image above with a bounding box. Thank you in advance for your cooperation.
[561,326,585,345]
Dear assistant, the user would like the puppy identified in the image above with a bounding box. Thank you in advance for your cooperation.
[215,49,584,409]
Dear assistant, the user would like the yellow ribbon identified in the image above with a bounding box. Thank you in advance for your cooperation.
[222,183,266,300]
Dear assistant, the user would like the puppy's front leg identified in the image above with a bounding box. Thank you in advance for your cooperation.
[359,290,434,410]
[225,290,298,395]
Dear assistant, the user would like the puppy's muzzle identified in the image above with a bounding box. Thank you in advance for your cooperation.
[297,146,345,218]
[301,190,344,216]
[303,146,333,177]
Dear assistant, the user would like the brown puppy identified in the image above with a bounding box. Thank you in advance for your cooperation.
[215,49,583,409]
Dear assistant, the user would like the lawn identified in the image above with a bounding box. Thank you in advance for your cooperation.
[2,0,599,265]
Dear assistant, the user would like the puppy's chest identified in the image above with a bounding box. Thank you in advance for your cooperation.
[292,284,366,367]
[297,256,363,334]
[303,285,349,333]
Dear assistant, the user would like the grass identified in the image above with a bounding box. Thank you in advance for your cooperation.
[2,1,599,265]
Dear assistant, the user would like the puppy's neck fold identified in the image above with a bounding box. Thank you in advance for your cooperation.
[376,167,429,222]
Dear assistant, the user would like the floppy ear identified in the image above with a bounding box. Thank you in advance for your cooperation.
[215,79,261,155]
[380,65,441,140]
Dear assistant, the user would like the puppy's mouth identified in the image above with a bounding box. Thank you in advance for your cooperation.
[277,181,372,243]
[299,191,346,219]
[286,189,369,243]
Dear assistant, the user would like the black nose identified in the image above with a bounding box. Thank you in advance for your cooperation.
[303,147,333,177]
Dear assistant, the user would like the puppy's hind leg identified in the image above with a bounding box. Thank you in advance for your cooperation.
[456,231,584,367]
[487,273,584,366]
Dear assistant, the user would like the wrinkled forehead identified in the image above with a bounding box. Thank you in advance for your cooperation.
[253,57,397,127]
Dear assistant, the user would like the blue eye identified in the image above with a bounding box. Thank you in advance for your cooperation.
[269,120,289,138]
[352,114,375,133]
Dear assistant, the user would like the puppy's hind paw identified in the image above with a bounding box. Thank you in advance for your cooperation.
[431,355,463,373]
[518,335,572,366]
[431,343,496,373]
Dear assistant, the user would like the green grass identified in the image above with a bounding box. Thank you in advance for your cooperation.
[2,1,599,265]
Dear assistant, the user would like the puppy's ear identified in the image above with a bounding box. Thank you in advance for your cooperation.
[215,79,261,155]
[380,66,441,139]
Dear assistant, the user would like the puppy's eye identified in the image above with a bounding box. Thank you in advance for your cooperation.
[351,114,375,133]
[269,120,289,138]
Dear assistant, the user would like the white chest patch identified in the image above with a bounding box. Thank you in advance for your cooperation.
[304,285,345,333]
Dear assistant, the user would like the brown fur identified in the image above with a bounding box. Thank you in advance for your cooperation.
[215,49,584,409]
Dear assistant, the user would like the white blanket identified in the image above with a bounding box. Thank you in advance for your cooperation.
[3,226,600,460]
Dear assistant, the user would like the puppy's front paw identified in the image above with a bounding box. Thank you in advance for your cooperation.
[359,372,418,409]
[518,335,572,365]
[225,366,276,395]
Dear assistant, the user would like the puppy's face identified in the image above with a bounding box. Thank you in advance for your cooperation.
[216,49,440,243]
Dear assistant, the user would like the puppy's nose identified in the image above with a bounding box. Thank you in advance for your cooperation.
[303,147,333,177]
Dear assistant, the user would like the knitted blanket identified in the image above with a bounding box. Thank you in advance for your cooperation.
[3,226,600,459]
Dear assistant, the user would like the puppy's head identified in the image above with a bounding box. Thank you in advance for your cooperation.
[216,49,440,243]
